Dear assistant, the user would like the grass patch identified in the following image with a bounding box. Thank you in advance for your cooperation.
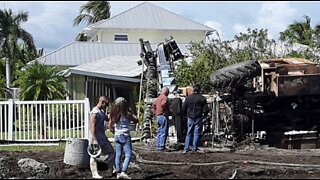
[1,129,142,140]
[0,142,66,152]
[0,130,142,152]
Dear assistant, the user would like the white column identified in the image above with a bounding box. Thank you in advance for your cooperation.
[8,99,13,140]
[84,98,90,139]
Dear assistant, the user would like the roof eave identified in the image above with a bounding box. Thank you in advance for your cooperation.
[70,69,141,83]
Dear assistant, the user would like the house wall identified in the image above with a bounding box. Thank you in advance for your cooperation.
[68,74,139,110]
[70,75,85,100]
[96,29,206,44]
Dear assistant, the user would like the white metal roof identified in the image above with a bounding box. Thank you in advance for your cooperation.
[84,2,213,32]
[69,56,143,83]
[37,41,189,66]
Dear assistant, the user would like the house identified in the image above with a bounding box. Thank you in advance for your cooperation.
[36,2,214,108]
[80,2,213,44]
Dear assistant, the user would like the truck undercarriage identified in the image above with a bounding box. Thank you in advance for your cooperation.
[139,36,320,148]
[211,58,320,147]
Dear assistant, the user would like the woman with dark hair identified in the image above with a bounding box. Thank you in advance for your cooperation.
[109,97,139,179]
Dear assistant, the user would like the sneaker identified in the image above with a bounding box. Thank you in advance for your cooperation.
[191,150,198,154]
[117,173,121,179]
[120,172,131,179]
[92,174,103,179]
[182,150,187,154]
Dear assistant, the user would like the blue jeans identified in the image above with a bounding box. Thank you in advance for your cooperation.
[114,134,132,173]
[184,117,203,152]
[156,115,168,150]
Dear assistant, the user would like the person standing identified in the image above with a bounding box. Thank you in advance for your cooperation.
[88,96,115,179]
[152,86,171,152]
[109,97,139,179]
[182,84,209,154]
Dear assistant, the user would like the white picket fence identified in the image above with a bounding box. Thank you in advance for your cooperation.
[0,98,90,143]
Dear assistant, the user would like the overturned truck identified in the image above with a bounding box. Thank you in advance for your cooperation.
[210,58,320,146]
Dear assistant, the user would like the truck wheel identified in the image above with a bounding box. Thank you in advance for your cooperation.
[210,60,261,89]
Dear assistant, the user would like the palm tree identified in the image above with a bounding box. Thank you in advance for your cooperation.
[279,15,320,61]
[280,15,314,46]
[13,60,67,139]
[13,61,67,101]
[0,78,11,100]
[8,44,40,85]
[0,8,36,87]
[315,24,320,34]
[73,1,111,26]
[313,24,320,48]
[139,38,159,141]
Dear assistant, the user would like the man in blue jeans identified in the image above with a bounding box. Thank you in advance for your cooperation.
[182,84,209,154]
[152,87,171,151]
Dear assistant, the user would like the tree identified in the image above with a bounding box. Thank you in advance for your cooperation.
[0,8,36,87]
[13,61,67,101]
[312,24,320,48]
[279,15,320,62]
[280,15,314,46]
[174,28,277,93]
[0,78,11,100]
[139,39,158,141]
[13,60,67,139]
[73,1,111,26]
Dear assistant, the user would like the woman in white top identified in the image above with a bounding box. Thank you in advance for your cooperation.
[109,97,139,179]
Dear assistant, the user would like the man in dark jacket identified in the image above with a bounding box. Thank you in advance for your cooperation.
[182,84,209,154]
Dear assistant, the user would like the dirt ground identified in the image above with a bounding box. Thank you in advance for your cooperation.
[1,142,320,179]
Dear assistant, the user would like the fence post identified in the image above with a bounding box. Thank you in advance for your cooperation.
[8,99,13,140]
[84,98,90,139]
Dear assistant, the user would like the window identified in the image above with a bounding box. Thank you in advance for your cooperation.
[114,34,128,41]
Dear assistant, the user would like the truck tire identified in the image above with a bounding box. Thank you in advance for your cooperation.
[210,60,261,89]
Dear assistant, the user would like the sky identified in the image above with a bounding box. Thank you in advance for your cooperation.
[2,1,320,53]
